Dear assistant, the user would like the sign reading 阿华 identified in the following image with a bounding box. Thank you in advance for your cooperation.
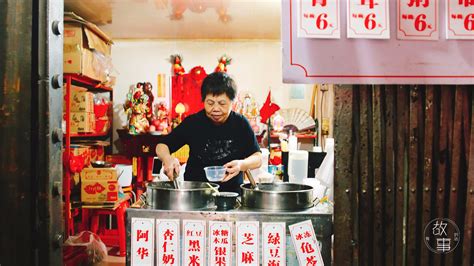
[183,220,207,266]
[289,220,324,266]
[209,221,233,266]
[131,218,155,266]
[262,222,287,266]
[236,221,259,266]
[347,0,390,39]
[447,0,474,39]
[156,219,180,266]
[397,0,439,40]
[297,0,341,39]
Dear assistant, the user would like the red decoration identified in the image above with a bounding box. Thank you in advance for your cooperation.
[169,54,185,76]
[259,91,280,123]
[214,55,232,73]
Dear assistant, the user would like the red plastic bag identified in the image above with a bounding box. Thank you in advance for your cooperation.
[64,231,107,264]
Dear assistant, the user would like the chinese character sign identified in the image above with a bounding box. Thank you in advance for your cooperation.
[347,0,391,39]
[183,220,206,266]
[423,218,461,254]
[447,0,474,39]
[131,218,155,266]
[236,221,259,266]
[397,0,439,40]
[157,219,180,266]
[289,220,324,266]
[297,0,341,38]
[262,222,286,266]
[209,221,233,266]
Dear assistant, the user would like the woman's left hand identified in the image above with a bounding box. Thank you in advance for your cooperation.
[222,160,244,182]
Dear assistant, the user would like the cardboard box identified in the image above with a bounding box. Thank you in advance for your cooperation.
[63,14,113,82]
[81,168,118,203]
[64,88,94,112]
[70,112,95,133]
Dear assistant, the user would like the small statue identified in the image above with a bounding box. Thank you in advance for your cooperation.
[169,54,185,76]
[123,84,151,134]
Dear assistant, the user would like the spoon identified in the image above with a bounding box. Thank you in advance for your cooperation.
[172,170,180,189]
[206,182,220,196]
[244,170,259,190]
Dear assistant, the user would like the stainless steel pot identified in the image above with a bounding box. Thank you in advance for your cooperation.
[146,181,219,210]
[240,183,314,211]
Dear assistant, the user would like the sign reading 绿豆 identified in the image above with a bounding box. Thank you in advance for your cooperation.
[347,0,391,39]
[297,0,341,39]
[262,222,287,266]
[397,0,439,40]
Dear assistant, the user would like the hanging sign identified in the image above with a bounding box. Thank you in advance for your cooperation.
[262,222,286,266]
[183,220,207,266]
[289,220,324,266]
[347,0,390,39]
[131,218,155,266]
[156,219,180,266]
[209,221,233,266]
[397,0,439,40]
[446,0,474,39]
[236,221,260,266]
[297,0,341,39]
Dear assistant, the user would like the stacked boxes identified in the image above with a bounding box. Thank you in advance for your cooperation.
[81,168,118,203]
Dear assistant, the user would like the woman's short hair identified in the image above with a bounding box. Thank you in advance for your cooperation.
[201,72,237,102]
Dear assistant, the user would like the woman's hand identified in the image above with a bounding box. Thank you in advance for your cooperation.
[163,156,180,180]
[222,160,243,182]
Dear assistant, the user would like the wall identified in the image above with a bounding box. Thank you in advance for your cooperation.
[111,39,316,152]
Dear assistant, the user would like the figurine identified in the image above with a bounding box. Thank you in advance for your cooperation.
[123,84,151,134]
[169,54,185,76]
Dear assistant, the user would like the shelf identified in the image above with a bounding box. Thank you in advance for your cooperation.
[69,132,110,138]
[270,134,316,139]
[64,73,113,92]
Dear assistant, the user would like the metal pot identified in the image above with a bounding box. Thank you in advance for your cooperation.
[214,192,239,210]
[240,183,314,211]
[146,181,219,210]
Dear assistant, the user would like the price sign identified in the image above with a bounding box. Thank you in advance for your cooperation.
[347,0,391,39]
[447,0,474,39]
[297,0,341,39]
[289,220,324,266]
[183,220,207,266]
[262,222,286,266]
[236,221,259,266]
[209,221,233,266]
[397,0,439,40]
[131,218,155,266]
[157,219,180,266]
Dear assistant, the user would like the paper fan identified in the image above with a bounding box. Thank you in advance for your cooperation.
[279,108,315,132]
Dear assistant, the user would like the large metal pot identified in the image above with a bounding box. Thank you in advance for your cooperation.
[240,183,314,211]
[146,181,219,210]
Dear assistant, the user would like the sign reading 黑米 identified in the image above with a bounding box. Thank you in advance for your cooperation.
[297,0,341,39]
[289,220,324,266]
[262,222,287,266]
[446,0,474,39]
[131,218,155,266]
[347,0,390,39]
[183,220,206,266]
[397,0,439,40]
[156,219,180,266]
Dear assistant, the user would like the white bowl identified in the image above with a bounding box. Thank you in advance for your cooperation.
[204,166,226,182]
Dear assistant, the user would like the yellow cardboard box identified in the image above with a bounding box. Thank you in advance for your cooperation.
[64,88,94,112]
[63,16,112,82]
[70,112,95,133]
[81,168,118,203]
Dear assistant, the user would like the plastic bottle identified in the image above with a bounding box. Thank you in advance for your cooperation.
[288,130,298,152]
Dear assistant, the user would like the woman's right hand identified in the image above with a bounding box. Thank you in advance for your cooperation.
[163,156,180,180]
